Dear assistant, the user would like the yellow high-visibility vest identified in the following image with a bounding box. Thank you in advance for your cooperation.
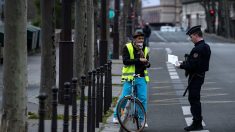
[121,43,150,82]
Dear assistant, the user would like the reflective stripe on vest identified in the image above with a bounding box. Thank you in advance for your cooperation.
[121,43,150,82]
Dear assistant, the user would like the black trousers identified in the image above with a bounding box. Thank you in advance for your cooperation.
[188,74,205,122]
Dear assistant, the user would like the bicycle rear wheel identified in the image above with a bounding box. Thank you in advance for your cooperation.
[116,96,146,132]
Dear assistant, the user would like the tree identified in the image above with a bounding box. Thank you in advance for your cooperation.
[93,0,99,68]
[74,0,87,93]
[200,0,216,33]
[86,0,95,72]
[40,0,56,117]
[120,0,130,48]
[0,0,27,131]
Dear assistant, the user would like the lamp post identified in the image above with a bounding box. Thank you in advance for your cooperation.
[99,0,108,66]
[112,0,120,59]
[58,0,73,104]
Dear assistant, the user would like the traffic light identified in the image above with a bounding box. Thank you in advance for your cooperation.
[209,9,215,16]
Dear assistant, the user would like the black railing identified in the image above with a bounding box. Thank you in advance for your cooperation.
[37,61,113,132]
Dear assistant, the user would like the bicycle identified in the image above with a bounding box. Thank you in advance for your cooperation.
[116,74,147,132]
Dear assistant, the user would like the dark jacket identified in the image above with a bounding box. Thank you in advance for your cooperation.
[122,43,150,77]
[180,40,211,75]
[143,25,151,38]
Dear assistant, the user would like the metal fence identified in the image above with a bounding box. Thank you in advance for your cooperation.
[38,61,113,132]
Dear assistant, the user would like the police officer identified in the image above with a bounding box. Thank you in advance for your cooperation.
[176,25,211,131]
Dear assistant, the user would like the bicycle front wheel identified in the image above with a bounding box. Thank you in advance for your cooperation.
[116,96,146,132]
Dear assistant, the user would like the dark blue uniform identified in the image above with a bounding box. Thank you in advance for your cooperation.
[180,40,211,122]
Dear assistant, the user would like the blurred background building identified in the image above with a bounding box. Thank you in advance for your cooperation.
[142,0,182,28]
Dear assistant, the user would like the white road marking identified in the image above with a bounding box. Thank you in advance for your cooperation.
[170,75,179,79]
[151,86,171,89]
[168,68,176,72]
[185,117,206,126]
[182,106,191,116]
[149,67,163,70]
[169,72,178,76]
[154,31,167,42]
[165,48,172,54]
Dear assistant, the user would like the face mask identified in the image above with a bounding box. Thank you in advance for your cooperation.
[136,42,143,49]
[187,36,191,41]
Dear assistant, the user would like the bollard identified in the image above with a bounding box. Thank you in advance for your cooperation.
[51,87,58,132]
[79,76,86,132]
[87,71,93,132]
[63,82,71,132]
[108,61,113,107]
[99,66,104,122]
[71,78,78,132]
[38,93,47,132]
[91,70,96,132]
[103,64,109,114]
[96,68,100,128]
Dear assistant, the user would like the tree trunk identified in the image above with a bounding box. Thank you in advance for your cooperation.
[120,0,129,48]
[74,0,87,93]
[86,0,94,72]
[0,0,27,131]
[93,0,99,68]
[201,0,215,33]
[217,0,224,36]
[40,0,56,117]
[224,0,231,38]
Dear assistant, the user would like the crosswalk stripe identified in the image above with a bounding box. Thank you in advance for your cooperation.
[185,117,206,126]
[182,106,191,116]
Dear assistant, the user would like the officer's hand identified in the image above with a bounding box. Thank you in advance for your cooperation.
[140,58,148,63]
[175,61,182,68]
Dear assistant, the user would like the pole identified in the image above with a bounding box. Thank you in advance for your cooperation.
[99,0,108,66]
[58,0,73,104]
[112,0,120,59]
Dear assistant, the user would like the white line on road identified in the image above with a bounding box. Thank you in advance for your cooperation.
[185,117,206,126]
[154,31,168,42]
[182,106,191,116]
[165,48,172,54]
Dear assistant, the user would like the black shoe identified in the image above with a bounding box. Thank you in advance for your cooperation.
[184,123,203,131]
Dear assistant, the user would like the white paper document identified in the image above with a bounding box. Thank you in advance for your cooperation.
[168,54,179,65]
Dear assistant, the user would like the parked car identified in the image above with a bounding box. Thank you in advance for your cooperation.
[160,26,175,32]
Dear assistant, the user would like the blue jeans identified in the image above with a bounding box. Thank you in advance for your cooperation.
[113,77,147,118]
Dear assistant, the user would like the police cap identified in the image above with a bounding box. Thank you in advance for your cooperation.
[186,25,202,35]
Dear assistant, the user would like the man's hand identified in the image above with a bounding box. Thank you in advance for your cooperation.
[175,61,182,68]
[140,58,148,63]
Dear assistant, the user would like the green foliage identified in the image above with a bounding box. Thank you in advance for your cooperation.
[77,95,88,100]
[28,111,39,119]
[102,97,118,123]
[102,109,114,123]
[28,111,65,120]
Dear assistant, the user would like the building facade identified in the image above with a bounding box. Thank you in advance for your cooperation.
[142,0,182,26]
[181,0,206,31]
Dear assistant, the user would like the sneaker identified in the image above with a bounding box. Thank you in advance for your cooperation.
[144,123,148,128]
[113,117,119,124]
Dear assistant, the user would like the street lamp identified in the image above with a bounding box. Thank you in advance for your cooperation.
[99,0,108,66]
[112,0,120,59]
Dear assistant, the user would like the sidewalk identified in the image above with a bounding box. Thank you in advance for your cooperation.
[26,57,123,132]
[99,59,123,132]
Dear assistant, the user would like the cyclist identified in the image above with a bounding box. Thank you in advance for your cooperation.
[113,30,150,128]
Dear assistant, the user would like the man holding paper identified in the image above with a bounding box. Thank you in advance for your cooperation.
[175,25,211,131]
